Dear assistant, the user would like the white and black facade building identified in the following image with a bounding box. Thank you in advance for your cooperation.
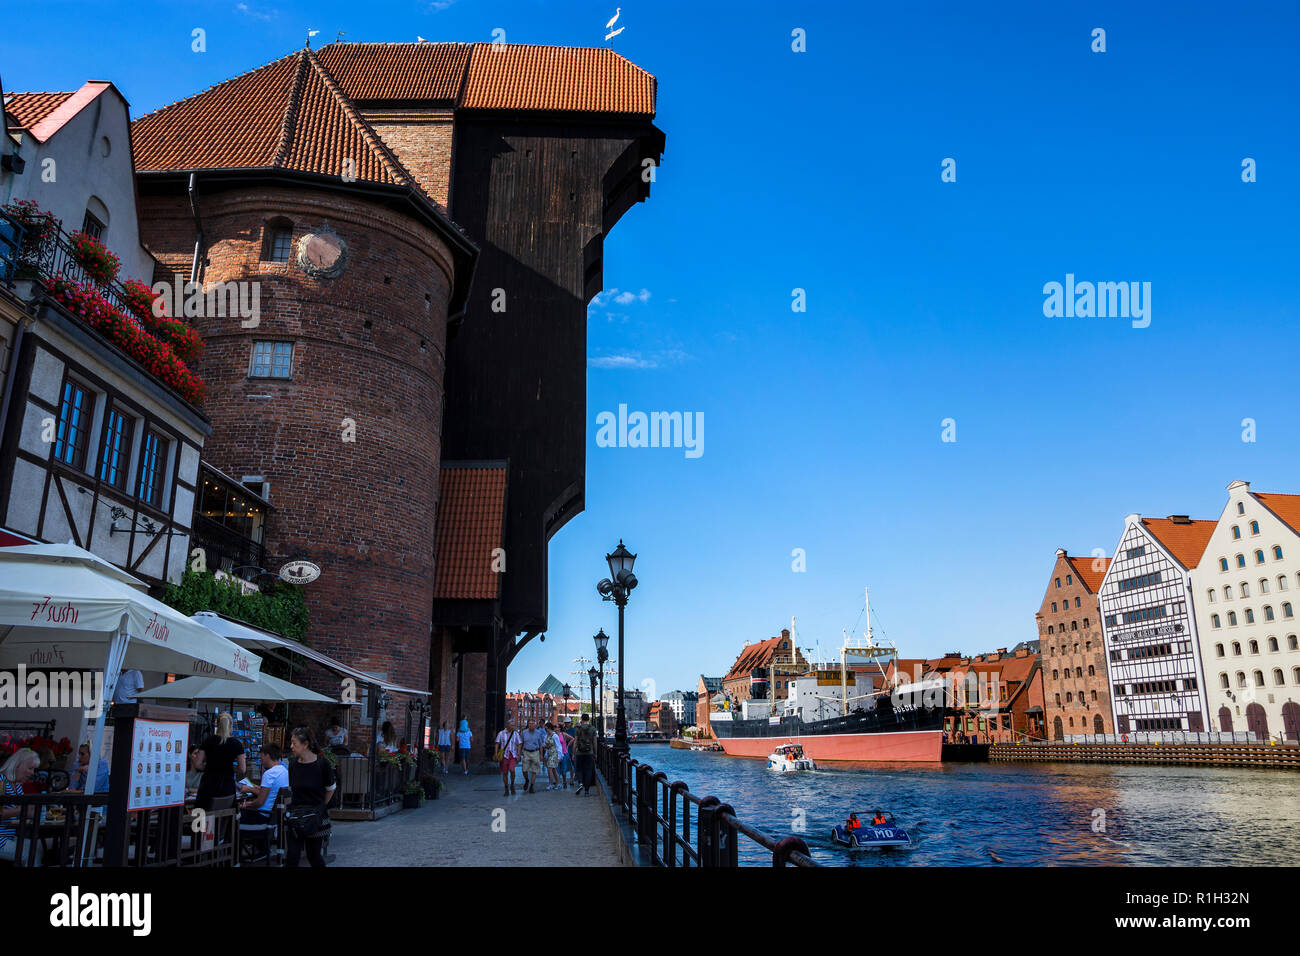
[1098,514,1214,733]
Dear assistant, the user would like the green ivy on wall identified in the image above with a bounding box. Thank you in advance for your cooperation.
[163,568,310,645]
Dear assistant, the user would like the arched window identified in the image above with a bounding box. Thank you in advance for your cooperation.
[1047,625,1054,635]
[1211,614,1221,628]
[1285,603,1294,619]
[1065,692,1073,703]
[1220,558,1229,571]
[1253,670,1265,687]
[1088,665,1095,676]
[1293,667,1300,684]
[1246,609,1256,624]
[1232,641,1241,655]
[1232,525,1243,539]
[1073,643,1079,653]
[1249,640,1259,654]
[1207,589,1217,603]
[1268,636,1279,652]
[1091,690,1098,701]
[1290,635,1299,651]
[1241,582,1251,597]
[261,217,294,262]
[1237,502,1245,515]
[1083,618,1090,628]
[1274,668,1285,686]
[1265,606,1275,621]
[1275,546,1285,560]
[1215,643,1224,657]
[1228,612,1238,626]
[1075,667,1083,678]
[1255,550,1265,564]
[1071,621,1078,631]
[1225,586,1234,600]
[1250,521,1260,535]
[1282,575,1291,590]
[1237,554,1246,568]
[1052,669,1059,680]
[1236,671,1247,687]
[1219,673,1230,689]
[1260,578,1270,594]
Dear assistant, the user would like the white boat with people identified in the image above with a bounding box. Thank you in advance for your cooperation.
[766,743,815,773]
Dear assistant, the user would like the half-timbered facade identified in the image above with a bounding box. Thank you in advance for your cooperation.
[1099,515,1216,733]
[0,81,207,588]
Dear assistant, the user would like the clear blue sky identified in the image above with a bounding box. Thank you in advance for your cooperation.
[6,2,1297,703]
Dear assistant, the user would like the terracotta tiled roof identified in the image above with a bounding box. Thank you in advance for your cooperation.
[315,43,469,101]
[6,83,116,143]
[5,91,75,131]
[461,43,656,114]
[1140,517,1217,569]
[723,636,781,682]
[432,462,507,600]
[1256,493,1300,536]
[132,49,415,189]
[1066,554,1111,593]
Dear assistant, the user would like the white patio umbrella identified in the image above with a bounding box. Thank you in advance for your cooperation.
[0,543,262,796]
[136,673,337,705]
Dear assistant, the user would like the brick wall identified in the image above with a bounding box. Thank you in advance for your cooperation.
[137,185,457,732]
[1039,552,1114,736]
[362,111,455,209]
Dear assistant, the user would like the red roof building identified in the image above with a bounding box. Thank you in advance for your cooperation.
[1039,549,1114,738]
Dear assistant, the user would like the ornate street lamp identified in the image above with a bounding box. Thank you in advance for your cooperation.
[588,666,599,730]
[562,683,571,725]
[593,629,609,737]
[596,541,637,752]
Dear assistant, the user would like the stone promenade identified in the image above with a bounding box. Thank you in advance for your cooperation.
[326,771,626,866]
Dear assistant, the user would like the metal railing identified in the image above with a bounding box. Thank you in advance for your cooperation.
[596,741,817,867]
[1057,731,1293,746]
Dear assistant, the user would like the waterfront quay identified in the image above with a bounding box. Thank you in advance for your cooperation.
[991,740,1300,769]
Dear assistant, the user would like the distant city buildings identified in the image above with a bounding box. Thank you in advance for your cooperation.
[660,689,697,727]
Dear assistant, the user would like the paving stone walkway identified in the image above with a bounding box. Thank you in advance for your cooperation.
[327,771,624,866]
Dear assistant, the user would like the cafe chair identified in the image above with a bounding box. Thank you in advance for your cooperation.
[239,791,287,867]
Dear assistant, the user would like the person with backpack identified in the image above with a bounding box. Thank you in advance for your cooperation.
[495,719,521,796]
[572,713,597,795]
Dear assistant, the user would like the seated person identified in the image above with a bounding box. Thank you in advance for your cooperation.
[66,743,110,793]
[237,743,287,825]
[871,811,887,826]
[846,812,861,830]
[185,746,205,796]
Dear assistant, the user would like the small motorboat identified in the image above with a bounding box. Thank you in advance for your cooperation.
[767,744,815,773]
[831,812,912,848]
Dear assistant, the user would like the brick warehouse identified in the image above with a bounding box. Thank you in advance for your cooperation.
[129,41,664,756]
[1038,549,1115,738]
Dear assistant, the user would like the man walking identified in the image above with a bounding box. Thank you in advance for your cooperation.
[572,713,597,795]
[519,718,546,794]
[495,719,521,795]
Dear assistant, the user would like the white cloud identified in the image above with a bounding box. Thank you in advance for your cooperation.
[235,3,275,21]
[589,354,656,369]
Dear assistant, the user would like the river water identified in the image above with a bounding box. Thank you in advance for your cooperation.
[628,744,1300,866]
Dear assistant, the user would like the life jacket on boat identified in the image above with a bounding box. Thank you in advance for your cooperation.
[846,816,861,830]
[872,815,886,826]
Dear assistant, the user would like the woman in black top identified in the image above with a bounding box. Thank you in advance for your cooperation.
[286,727,336,868]
[196,713,246,810]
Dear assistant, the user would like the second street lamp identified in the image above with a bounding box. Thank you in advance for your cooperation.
[596,540,637,753]
[588,666,599,734]
[593,628,609,737]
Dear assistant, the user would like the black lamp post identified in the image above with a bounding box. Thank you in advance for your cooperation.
[593,629,609,737]
[588,666,599,731]
[562,683,571,725]
[597,540,637,753]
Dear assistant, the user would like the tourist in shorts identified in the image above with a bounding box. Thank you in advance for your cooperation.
[556,722,574,789]
[436,721,452,773]
[519,719,546,794]
[456,720,472,775]
[496,720,521,796]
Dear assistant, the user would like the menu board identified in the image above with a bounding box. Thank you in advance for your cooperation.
[128,719,189,811]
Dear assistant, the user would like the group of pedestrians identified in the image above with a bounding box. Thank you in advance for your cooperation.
[494,713,598,796]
